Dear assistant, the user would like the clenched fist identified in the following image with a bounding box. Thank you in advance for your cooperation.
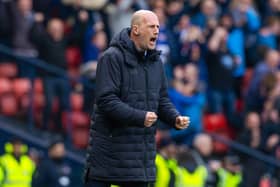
[144,112,158,127]
[175,116,190,130]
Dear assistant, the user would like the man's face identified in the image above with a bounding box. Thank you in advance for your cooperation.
[48,19,64,42]
[138,14,159,50]
[18,0,32,12]
[49,143,65,159]
[13,143,22,156]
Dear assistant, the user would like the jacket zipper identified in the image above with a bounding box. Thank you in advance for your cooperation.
[143,63,149,180]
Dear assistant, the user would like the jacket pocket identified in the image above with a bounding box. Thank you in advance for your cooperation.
[90,130,112,169]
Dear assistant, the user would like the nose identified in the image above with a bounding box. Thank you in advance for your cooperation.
[154,27,159,36]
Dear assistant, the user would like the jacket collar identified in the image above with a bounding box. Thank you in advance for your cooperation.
[110,28,161,67]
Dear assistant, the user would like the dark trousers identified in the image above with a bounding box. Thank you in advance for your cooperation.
[85,180,154,187]
[42,77,70,131]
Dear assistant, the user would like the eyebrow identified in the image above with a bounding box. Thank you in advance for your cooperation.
[147,23,160,28]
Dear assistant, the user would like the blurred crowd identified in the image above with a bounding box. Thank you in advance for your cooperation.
[0,138,74,187]
[0,0,280,186]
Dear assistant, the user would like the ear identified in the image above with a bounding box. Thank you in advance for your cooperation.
[133,25,139,36]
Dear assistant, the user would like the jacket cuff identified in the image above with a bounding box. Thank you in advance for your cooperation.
[132,109,147,127]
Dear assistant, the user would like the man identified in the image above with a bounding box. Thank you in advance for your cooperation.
[30,11,88,132]
[32,140,72,187]
[0,138,35,187]
[217,155,242,187]
[84,10,190,187]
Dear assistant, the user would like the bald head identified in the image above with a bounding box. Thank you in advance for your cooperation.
[131,10,157,27]
[47,18,64,41]
[193,133,213,156]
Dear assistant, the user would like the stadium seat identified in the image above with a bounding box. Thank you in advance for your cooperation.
[12,78,31,98]
[65,47,82,69]
[33,93,45,110]
[72,129,89,149]
[203,113,228,132]
[70,93,83,111]
[34,79,44,93]
[63,111,90,129]
[203,114,232,154]
[0,62,18,78]
[0,78,12,96]
[51,97,60,113]
[213,132,230,154]
[19,94,30,111]
[0,94,18,116]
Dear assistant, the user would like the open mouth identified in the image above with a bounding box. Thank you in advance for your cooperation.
[150,37,157,43]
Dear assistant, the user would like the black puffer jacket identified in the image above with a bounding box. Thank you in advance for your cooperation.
[85,28,179,182]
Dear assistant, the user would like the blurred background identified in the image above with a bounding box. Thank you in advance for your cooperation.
[0,0,280,186]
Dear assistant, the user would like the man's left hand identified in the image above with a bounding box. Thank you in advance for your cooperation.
[175,116,190,130]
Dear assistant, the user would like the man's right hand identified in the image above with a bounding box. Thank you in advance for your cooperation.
[144,112,158,127]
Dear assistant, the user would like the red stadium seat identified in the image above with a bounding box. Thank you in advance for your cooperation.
[51,97,60,113]
[203,113,228,132]
[65,47,82,68]
[213,133,230,154]
[33,93,45,110]
[63,111,90,129]
[0,94,18,116]
[203,114,233,154]
[34,79,44,93]
[72,129,89,149]
[12,78,31,98]
[0,63,18,78]
[0,78,12,95]
[19,94,30,111]
[70,93,83,111]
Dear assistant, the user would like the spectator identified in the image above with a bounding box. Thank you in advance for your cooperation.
[30,11,88,132]
[191,0,219,29]
[230,0,260,67]
[178,25,204,66]
[81,28,107,81]
[0,138,35,187]
[220,12,245,98]
[177,148,208,187]
[105,0,138,37]
[154,138,179,187]
[193,133,219,187]
[230,0,260,32]
[237,112,266,187]
[216,155,242,187]
[0,0,12,46]
[11,0,38,58]
[246,49,280,112]
[32,140,73,187]
[263,0,280,19]
[154,8,177,79]
[169,64,206,145]
[30,17,71,132]
[165,0,185,30]
[81,28,108,113]
[206,27,236,123]
[83,29,107,63]
[257,16,280,50]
